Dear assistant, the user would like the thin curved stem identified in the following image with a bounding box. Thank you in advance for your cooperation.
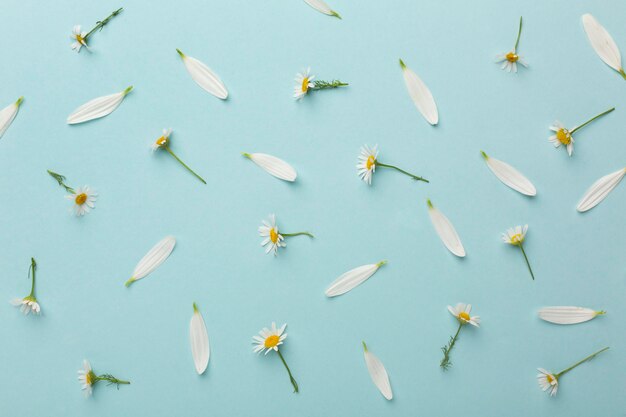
[165,146,207,184]
[28,258,37,297]
[519,243,535,280]
[85,8,123,39]
[376,161,429,183]
[276,350,299,393]
[514,16,523,53]
[440,322,463,370]
[556,347,609,378]
[571,107,615,134]
[47,170,75,194]
[282,232,314,238]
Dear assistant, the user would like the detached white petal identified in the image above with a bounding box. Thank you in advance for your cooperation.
[0,97,23,139]
[125,236,176,286]
[582,14,624,74]
[67,87,133,125]
[481,151,536,196]
[538,306,605,325]
[399,59,438,125]
[577,167,625,212]
[243,152,297,182]
[363,342,392,400]
[190,303,210,374]
[427,200,465,257]
[325,261,386,297]
[303,0,341,18]
[177,49,228,100]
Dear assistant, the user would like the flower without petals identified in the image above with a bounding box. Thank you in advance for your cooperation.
[362,342,393,400]
[427,200,465,257]
[190,303,210,374]
[399,59,438,125]
[538,306,605,325]
[303,0,341,18]
[0,97,23,139]
[576,167,625,212]
[325,261,386,297]
[177,49,228,100]
[481,151,536,196]
[242,152,297,182]
[125,236,176,287]
[67,86,133,124]
[582,14,626,79]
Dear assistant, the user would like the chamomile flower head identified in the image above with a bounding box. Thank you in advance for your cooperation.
[252,322,287,355]
[77,360,96,396]
[258,214,286,255]
[357,145,378,185]
[549,121,574,156]
[448,303,480,327]
[71,25,88,52]
[152,128,172,151]
[11,296,40,315]
[496,52,528,73]
[502,224,528,246]
[66,186,97,216]
[537,368,559,396]
[294,68,316,99]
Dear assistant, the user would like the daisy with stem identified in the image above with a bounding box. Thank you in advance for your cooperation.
[78,360,130,397]
[258,214,313,256]
[10,258,41,315]
[440,303,480,370]
[496,17,528,72]
[47,170,97,216]
[537,347,609,396]
[71,7,124,52]
[152,129,206,184]
[502,225,535,280]
[252,323,299,393]
[549,107,615,156]
[294,67,348,99]
[357,144,428,185]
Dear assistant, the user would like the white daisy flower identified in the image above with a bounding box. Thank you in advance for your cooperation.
[71,25,88,52]
[495,17,528,73]
[502,225,535,280]
[549,108,614,157]
[357,145,428,185]
[77,359,130,397]
[152,128,172,151]
[10,258,41,316]
[447,303,480,327]
[66,186,97,216]
[258,214,313,256]
[252,322,299,392]
[537,368,559,396]
[294,67,316,99]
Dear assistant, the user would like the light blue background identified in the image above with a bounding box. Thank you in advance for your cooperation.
[1,0,624,416]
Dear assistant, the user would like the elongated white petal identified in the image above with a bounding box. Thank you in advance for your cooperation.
[303,0,340,18]
[481,151,536,196]
[125,236,176,286]
[582,14,623,73]
[190,303,210,374]
[0,97,23,139]
[177,49,228,100]
[67,87,132,124]
[399,59,438,125]
[243,153,297,182]
[325,261,386,297]
[577,168,625,212]
[363,343,392,400]
[427,200,465,257]
[538,306,604,325]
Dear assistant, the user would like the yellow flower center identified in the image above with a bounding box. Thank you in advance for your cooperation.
[366,155,376,170]
[86,371,95,385]
[458,312,470,322]
[301,77,310,93]
[546,374,556,384]
[506,52,519,62]
[156,136,168,147]
[269,228,279,243]
[76,34,85,44]
[264,335,280,348]
[510,233,523,245]
[556,128,571,145]
[75,193,87,205]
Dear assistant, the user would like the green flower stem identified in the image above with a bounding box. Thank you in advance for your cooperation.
[571,107,615,134]
[96,374,131,387]
[514,16,523,53]
[282,232,314,238]
[165,146,207,184]
[47,170,75,194]
[440,322,463,370]
[28,258,37,297]
[519,243,535,280]
[555,347,609,378]
[312,80,349,90]
[376,161,429,183]
[85,8,124,39]
[276,350,299,393]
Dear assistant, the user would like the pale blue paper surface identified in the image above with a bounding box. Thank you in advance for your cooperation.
[0,0,625,416]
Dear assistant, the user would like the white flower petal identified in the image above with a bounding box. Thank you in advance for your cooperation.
[244,153,297,182]
[67,87,132,125]
[0,97,23,139]
[577,168,625,212]
[582,14,623,73]
[363,343,393,400]
[126,236,176,286]
[427,200,465,257]
[177,49,228,100]
[190,303,210,374]
[399,59,438,125]
[538,306,604,325]
[481,151,536,196]
[303,0,340,18]
[325,261,386,297]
